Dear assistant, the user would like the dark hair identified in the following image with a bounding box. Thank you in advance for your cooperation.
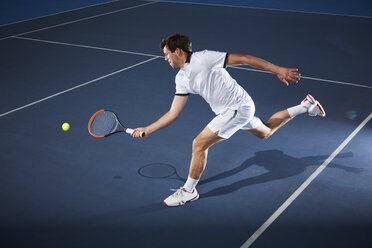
[160,34,192,53]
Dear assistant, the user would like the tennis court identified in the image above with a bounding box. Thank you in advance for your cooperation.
[1,0,371,247]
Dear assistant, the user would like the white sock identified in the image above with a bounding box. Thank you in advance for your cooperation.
[183,177,199,192]
[287,105,307,118]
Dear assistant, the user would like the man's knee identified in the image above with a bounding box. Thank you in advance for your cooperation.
[249,131,269,139]
[192,127,224,153]
[192,137,208,152]
[246,123,272,139]
[260,132,272,140]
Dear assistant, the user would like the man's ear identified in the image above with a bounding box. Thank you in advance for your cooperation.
[175,48,182,56]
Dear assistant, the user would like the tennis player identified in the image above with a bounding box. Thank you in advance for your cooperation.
[132,34,325,207]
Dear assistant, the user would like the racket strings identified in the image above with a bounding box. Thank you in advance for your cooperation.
[89,111,119,136]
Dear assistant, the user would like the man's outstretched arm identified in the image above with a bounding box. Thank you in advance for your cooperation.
[132,95,188,138]
[227,54,301,85]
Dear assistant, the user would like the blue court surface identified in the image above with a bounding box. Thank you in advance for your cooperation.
[1,1,371,247]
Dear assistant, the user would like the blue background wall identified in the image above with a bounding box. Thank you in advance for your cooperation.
[1,0,371,26]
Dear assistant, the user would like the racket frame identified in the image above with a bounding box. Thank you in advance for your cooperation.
[88,109,142,138]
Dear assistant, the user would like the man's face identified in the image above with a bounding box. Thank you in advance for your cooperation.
[163,46,182,69]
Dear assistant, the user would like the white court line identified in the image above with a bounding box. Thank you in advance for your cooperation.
[240,112,372,248]
[0,57,158,118]
[0,0,118,27]
[12,36,163,58]
[299,75,372,89]
[151,0,372,19]
[229,66,372,89]
[0,1,157,41]
[9,37,372,90]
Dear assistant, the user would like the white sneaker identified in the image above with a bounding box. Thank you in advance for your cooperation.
[163,187,199,207]
[301,94,326,117]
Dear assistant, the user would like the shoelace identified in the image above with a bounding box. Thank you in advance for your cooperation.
[170,187,184,198]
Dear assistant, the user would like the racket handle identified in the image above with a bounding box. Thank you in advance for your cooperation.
[126,128,145,138]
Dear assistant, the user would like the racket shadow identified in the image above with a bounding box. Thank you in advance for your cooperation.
[138,163,186,182]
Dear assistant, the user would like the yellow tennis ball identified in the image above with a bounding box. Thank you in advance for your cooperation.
[62,123,70,131]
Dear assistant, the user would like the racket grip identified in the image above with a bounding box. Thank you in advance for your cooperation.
[126,128,145,138]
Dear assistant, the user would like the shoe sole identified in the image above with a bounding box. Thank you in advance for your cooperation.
[315,100,326,117]
[163,193,200,207]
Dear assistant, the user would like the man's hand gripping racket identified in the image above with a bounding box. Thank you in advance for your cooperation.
[88,109,145,138]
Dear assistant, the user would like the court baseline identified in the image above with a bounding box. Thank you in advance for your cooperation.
[11,36,372,90]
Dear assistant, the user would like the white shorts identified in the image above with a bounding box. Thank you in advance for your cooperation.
[207,101,261,139]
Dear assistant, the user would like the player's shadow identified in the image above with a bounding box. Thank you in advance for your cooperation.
[199,150,360,198]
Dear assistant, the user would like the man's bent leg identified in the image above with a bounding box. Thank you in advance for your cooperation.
[265,109,292,136]
[247,93,326,139]
[246,110,291,139]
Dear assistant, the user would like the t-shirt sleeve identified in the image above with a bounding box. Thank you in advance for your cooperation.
[175,73,190,96]
[198,50,229,69]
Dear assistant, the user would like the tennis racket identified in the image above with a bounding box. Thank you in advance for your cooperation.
[88,109,145,138]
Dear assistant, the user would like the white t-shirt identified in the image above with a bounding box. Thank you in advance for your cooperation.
[175,50,252,114]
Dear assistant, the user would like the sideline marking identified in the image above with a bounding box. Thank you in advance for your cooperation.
[0,57,158,118]
[150,0,372,19]
[240,112,372,248]
[229,66,372,89]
